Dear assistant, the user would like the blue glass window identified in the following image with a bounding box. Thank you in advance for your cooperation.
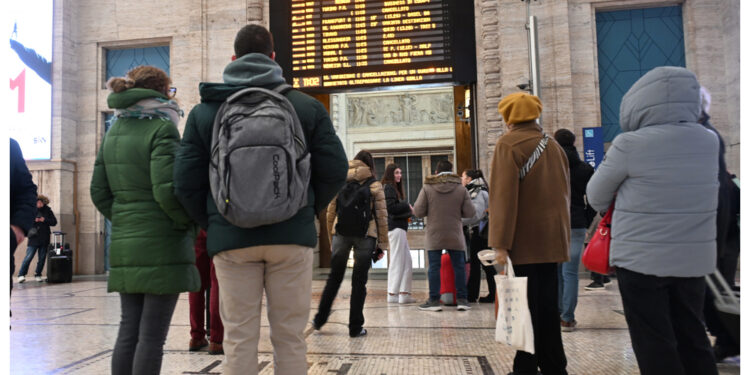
[596,6,685,142]
[105,46,170,80]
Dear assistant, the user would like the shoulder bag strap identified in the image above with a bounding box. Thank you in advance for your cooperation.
[519,134,549,180]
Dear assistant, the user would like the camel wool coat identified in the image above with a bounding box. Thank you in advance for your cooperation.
[488,124,571,265]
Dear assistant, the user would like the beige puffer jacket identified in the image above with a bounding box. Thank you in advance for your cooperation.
[326,160,389,249]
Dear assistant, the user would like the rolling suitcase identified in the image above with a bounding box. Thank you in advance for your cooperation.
[705,269,740,346]
[47,231,73,283]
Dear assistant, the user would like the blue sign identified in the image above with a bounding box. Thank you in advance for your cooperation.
[582,127,604,169]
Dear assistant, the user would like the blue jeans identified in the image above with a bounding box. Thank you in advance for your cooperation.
[427,250,467,301]
[558,228,586,322]
[18,245,47,277]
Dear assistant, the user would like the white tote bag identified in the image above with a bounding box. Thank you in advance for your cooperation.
[494,257,535,354]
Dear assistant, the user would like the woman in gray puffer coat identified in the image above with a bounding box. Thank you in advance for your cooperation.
[586,66,719,375]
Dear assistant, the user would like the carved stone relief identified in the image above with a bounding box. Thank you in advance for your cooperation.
[346,91,454,128]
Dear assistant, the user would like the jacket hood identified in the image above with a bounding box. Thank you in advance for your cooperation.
[198,53,288,103]
[562,145,582,168]
[223,53,286,87]
[425,173,462,193]
[620,66,701,132]
[37,194,49,205]
[107,88,167,109]
[347,160,373,182]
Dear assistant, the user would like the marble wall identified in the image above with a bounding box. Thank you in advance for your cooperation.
[474,0,740,175]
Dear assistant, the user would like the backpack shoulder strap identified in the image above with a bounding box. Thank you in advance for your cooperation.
[363,177,377,210]
[273,83,294,96]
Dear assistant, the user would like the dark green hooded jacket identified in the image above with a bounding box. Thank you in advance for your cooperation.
[90,88,201,294]
[173,53,348,256]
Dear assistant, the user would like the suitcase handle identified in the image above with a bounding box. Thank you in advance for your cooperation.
[705,270,739,315]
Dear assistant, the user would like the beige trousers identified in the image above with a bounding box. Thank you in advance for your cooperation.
[213,245,313,375]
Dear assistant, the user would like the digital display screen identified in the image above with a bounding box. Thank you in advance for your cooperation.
[6,1,53,160]
[272,0,475,92]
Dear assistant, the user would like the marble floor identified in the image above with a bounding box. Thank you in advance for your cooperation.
[9,274,740,374]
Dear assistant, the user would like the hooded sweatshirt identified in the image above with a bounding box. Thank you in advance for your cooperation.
[413,173,475,251]
[586,66,719,277]
[174,53,348,256]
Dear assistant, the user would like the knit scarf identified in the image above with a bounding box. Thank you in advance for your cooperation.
[466,177,488,199]
[114,97,183,125]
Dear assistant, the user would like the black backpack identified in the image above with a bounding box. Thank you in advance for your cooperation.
[335,178,376,238]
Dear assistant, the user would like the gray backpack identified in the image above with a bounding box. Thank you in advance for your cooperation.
[209,84,311,228]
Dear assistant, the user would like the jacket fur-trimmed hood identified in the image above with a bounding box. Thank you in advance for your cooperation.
[347,160,374,183]
[424,173,462,194]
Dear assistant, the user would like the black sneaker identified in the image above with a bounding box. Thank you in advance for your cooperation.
[350,328,367,338]
[585,281,605,291]
[418,299,442,311]
[478,295,495,303]
[603,276,612,285]
[312,318,324,331]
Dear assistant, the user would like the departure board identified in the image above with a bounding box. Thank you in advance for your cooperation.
[271,0,476,92]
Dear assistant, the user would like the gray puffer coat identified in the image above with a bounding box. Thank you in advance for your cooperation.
[586,66,719,278]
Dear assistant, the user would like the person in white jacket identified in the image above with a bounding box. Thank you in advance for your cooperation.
[586,66,719,375]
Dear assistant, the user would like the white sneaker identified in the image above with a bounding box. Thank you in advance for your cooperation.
[399,294,416,304]
[17,276,25,283]
[387,294,398,303]
[35,276,43,282]
[456,299,472,311]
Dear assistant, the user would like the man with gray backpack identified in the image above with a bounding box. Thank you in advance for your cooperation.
[174,24,348,375]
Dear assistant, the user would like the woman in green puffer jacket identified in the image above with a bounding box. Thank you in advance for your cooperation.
[90,66,200,375]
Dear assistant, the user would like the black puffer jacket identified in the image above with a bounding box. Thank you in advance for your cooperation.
[701,115,732,259]
[27,204,57,247]
[383,183,411,231]
[10,138,37,250]
[562,145,594,228]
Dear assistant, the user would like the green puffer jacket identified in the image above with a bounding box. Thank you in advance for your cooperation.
[173,53,348,256]
[90,88,201,294]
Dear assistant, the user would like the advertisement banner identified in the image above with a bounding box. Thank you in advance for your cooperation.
[7,1,53,160]
[582,127,604,169]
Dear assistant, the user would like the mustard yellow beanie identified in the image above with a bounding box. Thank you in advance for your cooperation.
[497,92,542,125]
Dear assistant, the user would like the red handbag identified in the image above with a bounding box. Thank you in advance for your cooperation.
[582,202,615,275]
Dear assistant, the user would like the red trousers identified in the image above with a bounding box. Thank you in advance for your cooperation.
[189,230,224,343]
